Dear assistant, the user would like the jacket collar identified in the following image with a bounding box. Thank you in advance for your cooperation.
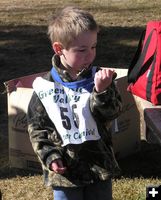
[51,54,93,82]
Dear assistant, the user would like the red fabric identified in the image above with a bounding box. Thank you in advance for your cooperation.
[128,21,161,105]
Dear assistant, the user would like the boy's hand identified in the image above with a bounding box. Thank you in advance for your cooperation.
[94,68,116,93]
[50,159,67,174]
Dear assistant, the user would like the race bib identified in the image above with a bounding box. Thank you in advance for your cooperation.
[33,76,100,146]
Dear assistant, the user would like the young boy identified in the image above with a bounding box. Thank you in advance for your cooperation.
[27,6,122,200]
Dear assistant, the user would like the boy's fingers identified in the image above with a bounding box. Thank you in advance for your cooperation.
[51,159,67,174]
[57,167,67,174]
[57,159,64,167]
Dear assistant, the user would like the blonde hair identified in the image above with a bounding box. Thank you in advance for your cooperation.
[48,6,99,48]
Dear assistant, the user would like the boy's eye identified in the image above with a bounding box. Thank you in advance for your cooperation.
[78,46,96,52]
[74,45,97,52]
[78,49,86,52]
[73,48,86,52]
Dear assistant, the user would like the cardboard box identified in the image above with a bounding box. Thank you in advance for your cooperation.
[5,72,47,171]
[133,95,161,143]
[5,68,140,171]
[111,68,141,159]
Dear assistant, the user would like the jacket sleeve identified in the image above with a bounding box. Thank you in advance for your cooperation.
[90,81,122,123]
[27,92,64,169]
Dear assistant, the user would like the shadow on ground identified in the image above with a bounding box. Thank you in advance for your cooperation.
[118,140,161,179]
[0,24,144,82]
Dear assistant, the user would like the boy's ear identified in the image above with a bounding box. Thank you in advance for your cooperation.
[52,42,63,55]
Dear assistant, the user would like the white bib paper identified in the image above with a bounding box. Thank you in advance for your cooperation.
[33,77,100,146]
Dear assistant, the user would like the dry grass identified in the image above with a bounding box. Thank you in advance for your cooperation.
[1,0,161,199]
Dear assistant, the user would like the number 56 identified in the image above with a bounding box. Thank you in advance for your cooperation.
[60,104,79,130]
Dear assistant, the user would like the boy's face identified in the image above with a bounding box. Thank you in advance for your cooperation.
[59,30,97,76]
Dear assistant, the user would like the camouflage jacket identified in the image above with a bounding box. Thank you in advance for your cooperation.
[27,55,122,188]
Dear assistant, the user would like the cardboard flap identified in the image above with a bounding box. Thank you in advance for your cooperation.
[4,71,47,93]
[110,68,128,80]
